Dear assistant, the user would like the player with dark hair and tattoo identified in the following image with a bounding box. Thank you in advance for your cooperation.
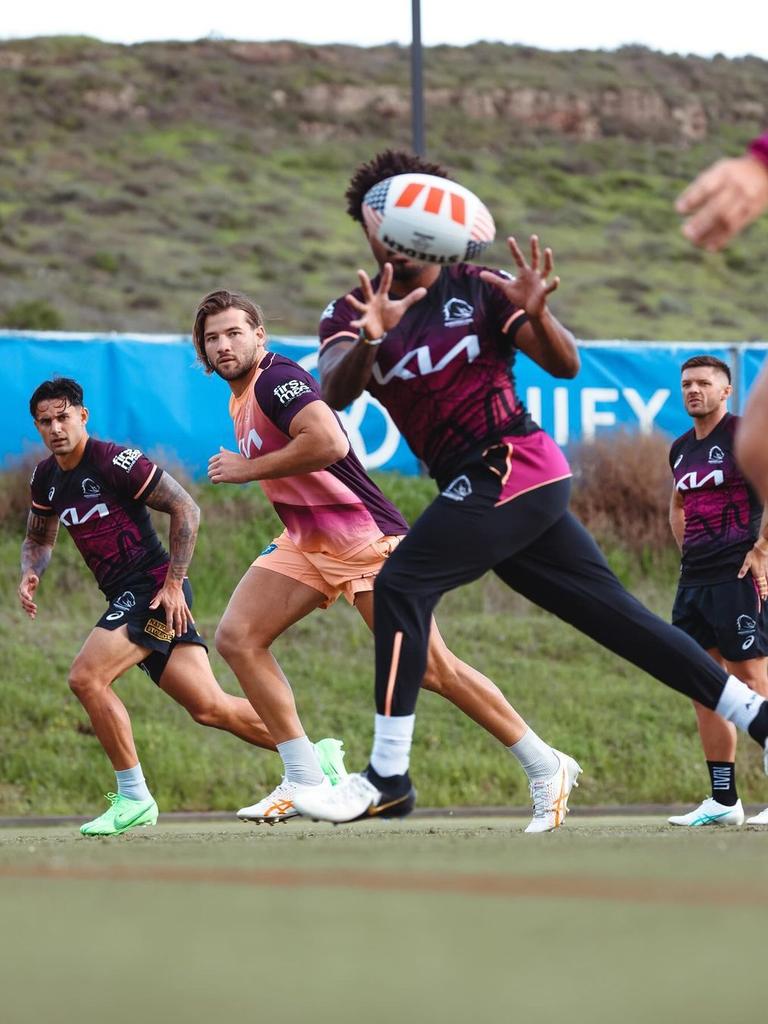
[667,355,768,827]
[19,378,345,835]
[292,149,768,824]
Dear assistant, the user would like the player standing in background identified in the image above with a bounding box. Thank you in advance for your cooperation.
[195,288,580,832]
[292,149,768,824]
[19,377,342,835]
[668,356,768,827]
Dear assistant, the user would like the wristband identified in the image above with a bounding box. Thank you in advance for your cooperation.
[358,327,386,347]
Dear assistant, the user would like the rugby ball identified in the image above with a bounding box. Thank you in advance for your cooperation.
[362,173,496,265]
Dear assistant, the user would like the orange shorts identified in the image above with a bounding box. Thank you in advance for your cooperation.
[252,531,403,608]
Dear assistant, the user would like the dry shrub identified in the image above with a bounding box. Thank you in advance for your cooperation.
[569,430,674,555]
[0,453,42,530]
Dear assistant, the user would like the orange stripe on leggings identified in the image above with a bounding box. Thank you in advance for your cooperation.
[384,631,404,717]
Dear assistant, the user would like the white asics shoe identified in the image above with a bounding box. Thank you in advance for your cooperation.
[293,770,416,823]
[237,777,332,824]
[668,797,745,827]
[524,750,582,834]
[746,806,768,825]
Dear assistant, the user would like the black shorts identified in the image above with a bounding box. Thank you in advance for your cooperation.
[96,578,208,683]
[672,577,768,662]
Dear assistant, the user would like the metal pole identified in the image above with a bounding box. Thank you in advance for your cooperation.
[411,0,425,155]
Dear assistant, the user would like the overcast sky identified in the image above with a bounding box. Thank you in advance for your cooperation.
[2,0,768,59]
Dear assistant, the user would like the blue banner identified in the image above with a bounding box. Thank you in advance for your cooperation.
[2,332,764,477]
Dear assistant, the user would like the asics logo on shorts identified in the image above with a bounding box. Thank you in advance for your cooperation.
[442,475,472,501]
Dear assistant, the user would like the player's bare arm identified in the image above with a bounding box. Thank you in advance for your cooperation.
[480,235,580,379]
[18,511,59,619]
[735,367,768,502]
[319,262,426,410]
[668,486,685,551]
[144,473,200,637]
[676,154,768,252]
[737,504,768,598]
[209,401,349,485]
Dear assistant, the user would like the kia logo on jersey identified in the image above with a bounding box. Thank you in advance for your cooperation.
[237,428,264,459]
[60,503,110,526]
[675,470,724,491]
[372,334,481,386]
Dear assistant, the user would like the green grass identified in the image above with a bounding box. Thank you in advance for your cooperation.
[1,475,766,816]
[1,38,768,336]
[1,817,767,1024]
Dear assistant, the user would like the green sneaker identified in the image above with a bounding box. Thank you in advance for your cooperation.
[313,738,348,786]
[80,793,158,836]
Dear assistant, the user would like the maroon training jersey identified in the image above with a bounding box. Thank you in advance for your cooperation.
[30,438,168,597]
[319,264,536,478]
[229,352,408,555]
[670,413,762,585]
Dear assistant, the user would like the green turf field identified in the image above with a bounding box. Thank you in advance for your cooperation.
[1,816,765,1024]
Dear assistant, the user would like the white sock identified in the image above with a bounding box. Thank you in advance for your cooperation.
[715,675,765,732]
[508,728,559,781]
[115,763,151,802]
[370,713,415,777]
[277,735,324,786]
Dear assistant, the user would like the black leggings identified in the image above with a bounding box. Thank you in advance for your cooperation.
[374,475,728,717]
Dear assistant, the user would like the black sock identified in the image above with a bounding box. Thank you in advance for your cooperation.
[365,764,411,795]
[707,760,738,806]
[748,701,768,745]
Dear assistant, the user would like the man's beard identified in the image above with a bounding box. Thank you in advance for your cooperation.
[391,261,427,282]
[214,358,253,381]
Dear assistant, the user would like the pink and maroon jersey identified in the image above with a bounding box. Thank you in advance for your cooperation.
[670,413,762,585]
[229,352,407,556]
[30,438,168,597]
[319,264,545,480]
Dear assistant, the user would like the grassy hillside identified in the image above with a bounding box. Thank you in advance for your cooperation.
[0,38,767,339]
[2,470,766,816]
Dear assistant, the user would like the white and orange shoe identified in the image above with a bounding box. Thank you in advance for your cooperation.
[524,750,582,834]
[237,777,332,825]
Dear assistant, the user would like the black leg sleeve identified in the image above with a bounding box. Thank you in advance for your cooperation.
[495,512,728,710]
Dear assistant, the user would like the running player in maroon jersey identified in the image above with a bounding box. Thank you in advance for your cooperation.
[195,289,578,832]
[667,355,768,827]
[18,377,335,836]
[292,149,768,824]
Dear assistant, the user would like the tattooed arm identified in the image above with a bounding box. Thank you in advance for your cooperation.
[144,472,200,637]
[19,511,60,619]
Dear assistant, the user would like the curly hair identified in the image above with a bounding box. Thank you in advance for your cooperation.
[345,149,452,224]
[192,289,264,373]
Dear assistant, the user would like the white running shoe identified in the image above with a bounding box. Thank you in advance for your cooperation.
[237,777,332,824]
[668,797,745,827]
[524,750,582,834]
[746,806,768,825]
[293,771,416,823]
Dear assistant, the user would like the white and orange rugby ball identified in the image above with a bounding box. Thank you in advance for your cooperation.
[361,172,496,265]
